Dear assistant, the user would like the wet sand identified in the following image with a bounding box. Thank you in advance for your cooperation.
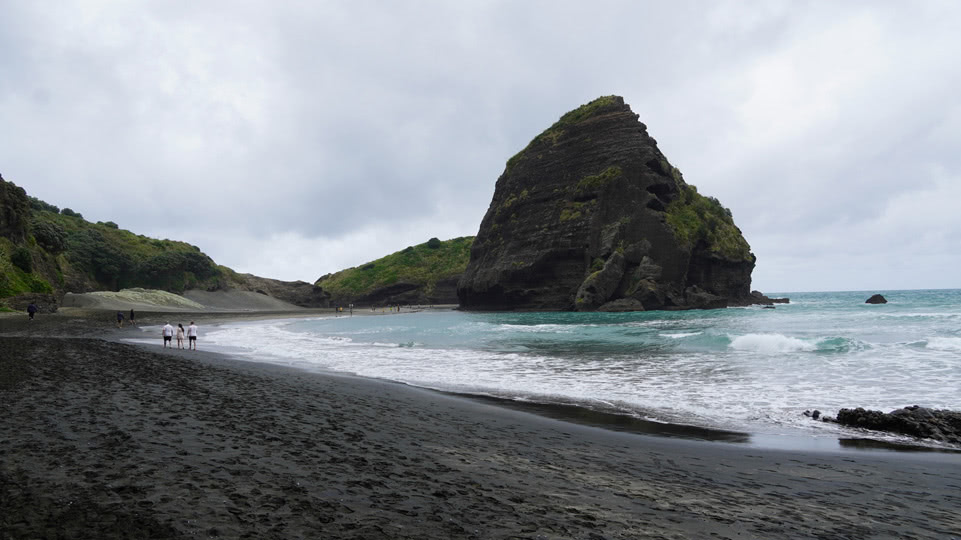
[2,312,960,539]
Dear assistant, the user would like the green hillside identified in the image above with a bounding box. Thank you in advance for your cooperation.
[316,236,473,302]
[0,175,241,303]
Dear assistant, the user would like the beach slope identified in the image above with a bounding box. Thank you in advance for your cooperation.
[1,335,960,539]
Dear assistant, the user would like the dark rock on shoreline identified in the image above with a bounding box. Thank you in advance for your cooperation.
[835,405,961,445]
[865,294,887,304]
[458,96,772,312]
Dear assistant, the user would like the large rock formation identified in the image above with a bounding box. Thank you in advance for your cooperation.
[458,96,762,311]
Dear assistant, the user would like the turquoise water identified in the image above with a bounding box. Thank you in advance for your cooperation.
[203,289,961,448]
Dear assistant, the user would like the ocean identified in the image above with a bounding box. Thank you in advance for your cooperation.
[198,289,961,450]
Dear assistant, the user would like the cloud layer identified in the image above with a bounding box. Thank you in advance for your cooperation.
[2,1,959,292]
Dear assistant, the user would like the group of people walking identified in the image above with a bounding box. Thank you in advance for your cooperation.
[162,321,198,350]
[24,302,198,350]
[116,309,135,328]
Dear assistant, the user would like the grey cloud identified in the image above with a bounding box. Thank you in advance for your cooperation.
[2,1,960,290]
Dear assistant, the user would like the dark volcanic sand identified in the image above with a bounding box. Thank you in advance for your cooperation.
[2,314,961,539]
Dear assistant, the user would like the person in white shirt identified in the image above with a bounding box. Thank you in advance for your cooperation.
[162,323,174,348]
[187,321,198,350]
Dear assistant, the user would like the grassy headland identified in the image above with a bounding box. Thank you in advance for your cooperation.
[316,236,473,303]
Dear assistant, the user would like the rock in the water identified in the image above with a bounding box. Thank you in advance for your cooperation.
[750,290,790,305]
[458,96,763,311]
[835,405,961,445]
[865,294,887,304]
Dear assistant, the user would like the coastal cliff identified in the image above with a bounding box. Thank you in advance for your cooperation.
[458,96,763,311]
[0,173,328,310]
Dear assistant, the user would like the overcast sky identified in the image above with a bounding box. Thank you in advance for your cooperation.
[2,1,959,293]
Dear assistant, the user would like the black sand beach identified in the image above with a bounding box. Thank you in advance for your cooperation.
[2,312,960,539]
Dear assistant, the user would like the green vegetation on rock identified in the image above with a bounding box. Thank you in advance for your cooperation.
[316,237,473,299]
[576,166,622,196]
[506,96,621,172]
[665,184,752,261]
[559,200,595,223]
[554,95,620,126]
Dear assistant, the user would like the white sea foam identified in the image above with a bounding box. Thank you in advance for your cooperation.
[925,337,961,351]
[192,296,961,446]
[729,333,816,354]
[660,332,703,339]
[495,323,585,333]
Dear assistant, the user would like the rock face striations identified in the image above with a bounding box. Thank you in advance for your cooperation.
[458,96,764,312]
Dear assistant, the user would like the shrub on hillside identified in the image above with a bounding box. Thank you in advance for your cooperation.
[31,221,67,253]
[66,229,132,288]
[28,196,59,214]
[11,247,32,273]
[138,251,218,292]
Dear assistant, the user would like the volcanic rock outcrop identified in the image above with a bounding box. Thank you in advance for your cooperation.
[458,96,766,311]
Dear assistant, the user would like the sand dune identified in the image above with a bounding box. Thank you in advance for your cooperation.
[60,288,302,312]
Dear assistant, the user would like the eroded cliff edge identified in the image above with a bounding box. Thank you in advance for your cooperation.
[458,96,773,312]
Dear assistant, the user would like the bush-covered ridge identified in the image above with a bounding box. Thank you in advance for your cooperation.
[30,210,234,293]
[1,176,241,299]
[316,237,473,299]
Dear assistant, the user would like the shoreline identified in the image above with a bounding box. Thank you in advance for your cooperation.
[6,307,958,453]
[119,313,961,455]
[3,311,961,538]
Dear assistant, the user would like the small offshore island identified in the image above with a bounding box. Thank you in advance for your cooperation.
[2,98,960,539]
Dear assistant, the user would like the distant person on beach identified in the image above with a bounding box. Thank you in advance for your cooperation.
[116,311,124,328]
[187,321,198,350]
[162,322,174,348]
[27,303,37,321]
[129,309,136,326]
[176,323,185,349]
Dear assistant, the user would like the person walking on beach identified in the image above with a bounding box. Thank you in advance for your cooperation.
[176,323,185,349]
[27,303,37,321]
[116,311,125,328]
[129,308,136,326]
[162,322,174,348]
[187,321,198,350]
